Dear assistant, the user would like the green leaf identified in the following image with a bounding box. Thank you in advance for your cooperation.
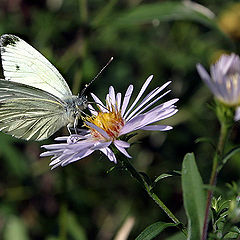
[223,232,239,239]
[154,171,181,184]
[154,173,173,183]
[4,216,30,240]
[106,2,219,30]
[182,153,206,240]
[219,146,240,171]
[67,212,87,240]
[135,221,176,240]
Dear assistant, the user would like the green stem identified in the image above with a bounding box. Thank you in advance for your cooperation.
[120,156,187,236]
[201,122,229,240]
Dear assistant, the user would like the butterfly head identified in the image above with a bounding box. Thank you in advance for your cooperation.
[76,94,88,111]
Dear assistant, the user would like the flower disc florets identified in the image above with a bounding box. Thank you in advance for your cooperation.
[85,104,124,141]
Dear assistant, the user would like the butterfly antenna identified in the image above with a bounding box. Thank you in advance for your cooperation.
[80,57,113,96]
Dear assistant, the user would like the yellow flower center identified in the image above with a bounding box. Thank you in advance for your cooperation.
[85,106,125,141]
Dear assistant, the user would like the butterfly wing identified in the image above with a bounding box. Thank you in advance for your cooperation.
[0,34,72,99]
[0,80,69,141]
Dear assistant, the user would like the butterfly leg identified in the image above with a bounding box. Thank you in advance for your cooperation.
[67,123,73,135]
[73,117,79,134]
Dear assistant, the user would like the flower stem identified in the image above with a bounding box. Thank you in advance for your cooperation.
[119,156,187,236]
[201,122,229,240]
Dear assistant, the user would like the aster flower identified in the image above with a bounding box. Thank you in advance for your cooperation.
[41,75,178,169]
[196,53,240,120]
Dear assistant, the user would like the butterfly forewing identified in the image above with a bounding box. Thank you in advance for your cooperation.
[0,80,69,141]
[0,34,72,99]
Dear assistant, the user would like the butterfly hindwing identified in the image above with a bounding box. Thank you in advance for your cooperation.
[0,80,69,141]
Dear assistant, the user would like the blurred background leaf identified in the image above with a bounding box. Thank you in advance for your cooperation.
[3,216,30,240]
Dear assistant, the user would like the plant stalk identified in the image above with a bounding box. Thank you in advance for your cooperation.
[120,156,187,236]
[201,122,229,240]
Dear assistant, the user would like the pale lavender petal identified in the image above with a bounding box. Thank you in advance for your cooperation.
[196,64,219,97]
[109,86,116,106]
[90,141,111,150]
[143,108,178,123]
[100,147,117,163]
[210,65,227,99]
[137,81,171,108]
[40,149,63,157]
[134,80,171,113]
[120,107,177,135]
[61,149,94,166]
[50,152,74,165]
[126,88,171,121]
[146,99,178,115]
[114,141,132,158]
[120,115,145,135]
[105,93,112,111]
[125,86,161,121]
[114,139,130,148]
[50,161,62,169]
[116,93,122,111]
[50,158,63,167]
[140,125,173,131]
[41,143,69,150]
[54,136,69,141]
[91,93,107,112]
[66,134,90,144]
[51,148,95,169]
[66,140,95,150]
[121,85,134,116]
[88,103,98,116]
[219,54,235,75]
[49,141,96,168]
[234,106,240,121]
[85,121,109,139]
[124,75,153,118]
[232,76,240,101]
[126,91,171,121]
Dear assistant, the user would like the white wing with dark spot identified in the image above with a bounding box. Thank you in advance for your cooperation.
[0,34,72,99]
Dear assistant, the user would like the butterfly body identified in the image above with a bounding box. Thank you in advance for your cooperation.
[64,94,88,126]
[0,34,88,141]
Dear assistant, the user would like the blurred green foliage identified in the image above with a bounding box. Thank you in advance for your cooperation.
[0,0,240,239]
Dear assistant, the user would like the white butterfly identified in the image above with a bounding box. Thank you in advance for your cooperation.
[0,34,89,141]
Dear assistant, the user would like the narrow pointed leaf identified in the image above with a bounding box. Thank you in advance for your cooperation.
[154,173,173,183]
[219,146,240,171]
[104,1,223,33]
[182,153,206,240]
[154,171,181,183]
[136,221,176,240]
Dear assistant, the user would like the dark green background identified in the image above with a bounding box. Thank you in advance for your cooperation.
[0,0,239,239]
